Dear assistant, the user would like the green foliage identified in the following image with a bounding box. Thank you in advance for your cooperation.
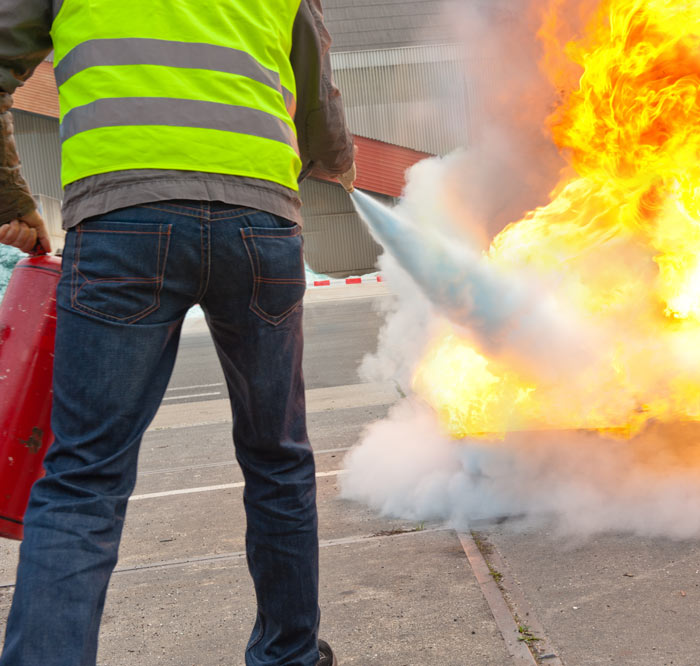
[488,566,503,584]
[517,624,541,645]
[0,245,24,300]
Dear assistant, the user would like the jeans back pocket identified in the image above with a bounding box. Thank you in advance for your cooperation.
[241,225,306,325]
[69,221,171,324]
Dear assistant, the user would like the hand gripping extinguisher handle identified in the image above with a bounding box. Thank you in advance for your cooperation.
[30,239,48,256]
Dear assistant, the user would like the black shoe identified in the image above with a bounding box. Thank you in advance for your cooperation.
[318,639,338,666]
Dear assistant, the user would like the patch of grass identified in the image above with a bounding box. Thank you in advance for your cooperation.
[471,531,503,587]
[517,624,541,646]
[471,530,493,556]
[370,525,426,538]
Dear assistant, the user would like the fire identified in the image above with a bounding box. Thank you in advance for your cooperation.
[413,0,700,439]
[413,330,536,439]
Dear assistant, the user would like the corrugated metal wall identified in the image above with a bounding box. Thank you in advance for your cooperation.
[332,44,470,155]
[13,111,62,201]
[322,0,450,51]
[301,179,389,277]
[35,194,66,251]
[311,45,473,275]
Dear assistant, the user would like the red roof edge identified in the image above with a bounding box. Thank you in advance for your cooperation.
[313,135,432,198]
[13,61,60,118]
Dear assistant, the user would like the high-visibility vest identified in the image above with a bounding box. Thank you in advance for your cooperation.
[51,0,302,191]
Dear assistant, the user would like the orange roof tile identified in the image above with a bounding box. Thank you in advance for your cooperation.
[314,135,432,198]
[13,61,59,118]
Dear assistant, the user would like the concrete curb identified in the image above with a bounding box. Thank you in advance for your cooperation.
[458,531,538,666]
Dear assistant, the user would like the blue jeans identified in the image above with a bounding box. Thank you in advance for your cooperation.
[0,202,319,666]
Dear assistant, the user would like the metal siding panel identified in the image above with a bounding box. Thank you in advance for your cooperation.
[332,45,470,155]
[35,194,66,250]
[300,178,354,215]
[301,179,386,276]
[303,214,382,276]
[323,0,449,51]
[13,111,63,201]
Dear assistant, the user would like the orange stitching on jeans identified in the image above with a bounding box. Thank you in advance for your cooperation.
[139,204,201,218]
[251,237,261,310]
[197,217,205,301]
[251,237,262,278]
[200,218,212,301]
[239,229,306,325]
[250,236,264,314]
[210,209,258,222]
[73,301,159,322]
[71,225,171,323]
[240,229,261,316]
[142,202,202,212]
[240,224,300,236]
[81,277,160,284]
[157,228,167,317]
[250,299,303,326]
[130,224,170,324]
[242,231,301,240]
[141,204,254,220]
[73,274,161,321]
[71,227,83,309]
[78,229,169,234]
[73,267,159,294]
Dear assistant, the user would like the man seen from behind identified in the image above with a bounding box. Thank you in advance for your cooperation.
[0,0,356,664]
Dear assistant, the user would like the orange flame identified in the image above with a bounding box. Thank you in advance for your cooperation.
[413,0,700,440]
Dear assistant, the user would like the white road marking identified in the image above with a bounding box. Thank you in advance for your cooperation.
[0,526,447,587]
[137,446,352,477]
[95,527,446,577]
[162,391,221,401]
[166,383,224,392]
[129,469,346,501]
[149,381,400,431]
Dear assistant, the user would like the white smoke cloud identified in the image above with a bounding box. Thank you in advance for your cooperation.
[357,252,437,391]
[436,0,565,242]
[342,398,700,539]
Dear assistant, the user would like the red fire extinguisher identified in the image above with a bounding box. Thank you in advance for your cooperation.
[0,250,61,540]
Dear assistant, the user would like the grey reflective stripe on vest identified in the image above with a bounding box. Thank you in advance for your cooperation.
[55,39,296,112]
[60,98,299,151]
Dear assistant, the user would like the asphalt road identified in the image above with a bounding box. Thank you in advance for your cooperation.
[163,294,387,406]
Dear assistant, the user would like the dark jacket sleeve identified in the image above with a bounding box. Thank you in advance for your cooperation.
[291,0,354,180]
[0,0,53,223]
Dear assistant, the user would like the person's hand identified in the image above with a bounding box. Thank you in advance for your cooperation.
[337,162,356,192]
[0,209,51,254]
[337,145,358,193]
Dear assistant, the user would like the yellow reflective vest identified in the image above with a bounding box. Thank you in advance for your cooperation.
[51,0,303,190]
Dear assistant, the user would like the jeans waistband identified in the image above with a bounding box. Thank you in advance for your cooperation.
[138,200,260,221]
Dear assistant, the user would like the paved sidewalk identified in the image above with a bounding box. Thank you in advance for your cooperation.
[473,524,700,666]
